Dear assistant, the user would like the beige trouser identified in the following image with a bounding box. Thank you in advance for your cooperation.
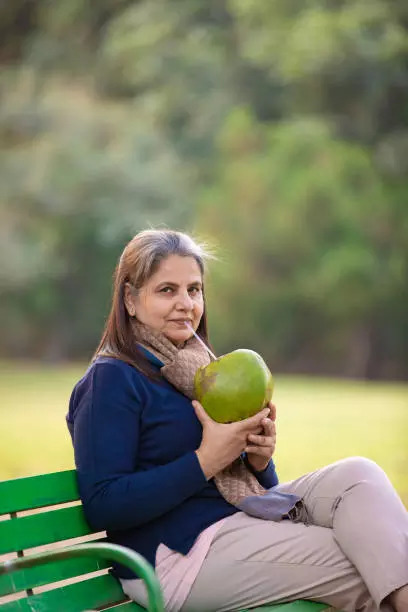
[182,457,408,612]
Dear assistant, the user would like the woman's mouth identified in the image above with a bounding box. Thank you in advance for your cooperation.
[169,319,192,327]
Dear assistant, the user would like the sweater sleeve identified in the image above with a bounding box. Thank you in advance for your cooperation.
[72,362,207,532]
[242,453,279,489]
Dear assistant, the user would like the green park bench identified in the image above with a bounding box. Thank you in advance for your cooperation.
[0,470,330,612]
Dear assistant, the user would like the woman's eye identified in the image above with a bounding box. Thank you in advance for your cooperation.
[159,286,201,295]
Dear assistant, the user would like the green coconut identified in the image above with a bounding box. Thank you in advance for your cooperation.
[194,348,274,423]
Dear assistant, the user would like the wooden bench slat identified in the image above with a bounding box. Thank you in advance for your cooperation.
[0,553,108,597]
[0,506,92,555]
[0,574,126,611]
[0,471,78,515]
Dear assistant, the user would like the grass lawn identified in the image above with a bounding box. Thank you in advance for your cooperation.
[0,360,407,508]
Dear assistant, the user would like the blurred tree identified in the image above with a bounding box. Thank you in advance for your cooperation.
[0,0,407,378]
[230,0,408,136]
[197,109,408,379]
[0,82,192,359]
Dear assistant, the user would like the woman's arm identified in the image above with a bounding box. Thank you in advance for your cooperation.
[72,362,207,532]
[243,453,279,488]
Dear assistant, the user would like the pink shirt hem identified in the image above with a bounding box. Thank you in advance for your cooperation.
[156,517,228,611]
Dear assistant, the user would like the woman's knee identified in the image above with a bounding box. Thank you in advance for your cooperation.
[338,456,383,475]
[334,456,386,482]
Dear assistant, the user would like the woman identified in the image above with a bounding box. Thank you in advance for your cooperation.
[67,229,408,612]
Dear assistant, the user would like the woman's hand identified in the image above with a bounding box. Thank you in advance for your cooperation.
[245,401,276,472]
[193,400,270,480]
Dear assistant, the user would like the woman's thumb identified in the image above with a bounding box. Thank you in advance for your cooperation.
[192,400,211,424]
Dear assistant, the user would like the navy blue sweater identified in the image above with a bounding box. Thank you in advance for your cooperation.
[66,352,278,578]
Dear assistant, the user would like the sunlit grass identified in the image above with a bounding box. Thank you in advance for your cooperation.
[0,361,85,478]
[274,376,408,507]
[1,361,407,507]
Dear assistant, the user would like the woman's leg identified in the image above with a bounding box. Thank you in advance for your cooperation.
[274,457,408,609]
[182,511,384,612]
[184,457,407,612]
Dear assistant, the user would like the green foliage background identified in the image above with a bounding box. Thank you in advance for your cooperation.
[1,0,408,379]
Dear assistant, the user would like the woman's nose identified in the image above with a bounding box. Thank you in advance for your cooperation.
[176,291,193,310]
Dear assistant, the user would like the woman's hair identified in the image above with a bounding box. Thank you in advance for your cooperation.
[93,229,214,379]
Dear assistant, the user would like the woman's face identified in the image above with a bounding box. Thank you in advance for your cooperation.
[126,255,204,346]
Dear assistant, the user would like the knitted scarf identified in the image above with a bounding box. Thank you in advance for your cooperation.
[131,320,307,523]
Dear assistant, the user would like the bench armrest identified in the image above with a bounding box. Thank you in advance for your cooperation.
[0,542,164,612]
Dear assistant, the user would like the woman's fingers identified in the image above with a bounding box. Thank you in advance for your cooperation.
[268,402,277,421]
[262,417,275,433]
[253,418,275,438]
[192,400,213,425]
[245,408,277,466]
[246,418,276,454]
[245,444,273,456]
[236,407,270,432]
[247,433,274,446]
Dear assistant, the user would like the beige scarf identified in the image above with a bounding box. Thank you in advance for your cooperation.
[131,320,267,506]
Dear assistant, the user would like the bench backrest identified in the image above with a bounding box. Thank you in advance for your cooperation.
[0,470,143,611]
